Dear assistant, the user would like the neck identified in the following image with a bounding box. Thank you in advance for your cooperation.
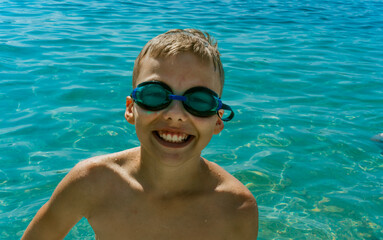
[134,146,211,197]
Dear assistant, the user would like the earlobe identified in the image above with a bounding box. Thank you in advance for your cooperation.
[213,117,224,135]
[125,96,135,125]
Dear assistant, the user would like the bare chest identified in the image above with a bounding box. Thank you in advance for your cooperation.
[87,193,233,240]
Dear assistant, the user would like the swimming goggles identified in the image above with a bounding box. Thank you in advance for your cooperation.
[131,81,234,121]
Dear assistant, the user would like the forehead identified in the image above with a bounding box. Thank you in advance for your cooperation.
[135,52,222,94]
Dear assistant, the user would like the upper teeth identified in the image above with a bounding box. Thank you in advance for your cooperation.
[158,131,188,143]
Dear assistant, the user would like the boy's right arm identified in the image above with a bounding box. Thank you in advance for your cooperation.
[22,161,97,240]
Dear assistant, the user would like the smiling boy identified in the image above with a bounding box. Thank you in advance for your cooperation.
[22,29,258,240]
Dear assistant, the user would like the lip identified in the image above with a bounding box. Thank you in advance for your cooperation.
[152,130,194,148]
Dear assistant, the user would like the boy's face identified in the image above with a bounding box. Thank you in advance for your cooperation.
[125,52,224,165]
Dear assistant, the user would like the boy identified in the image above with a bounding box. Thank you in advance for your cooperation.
[22,29,258,240]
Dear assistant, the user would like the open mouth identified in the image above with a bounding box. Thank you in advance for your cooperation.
[153,130,194,148]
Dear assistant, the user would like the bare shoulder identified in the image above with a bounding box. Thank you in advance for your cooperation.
[69,147,140,198]
[22,148,140,240]
[204,159,259,239]
[73,147,140,177]
[53,147,140,212]
[41,147,141,219]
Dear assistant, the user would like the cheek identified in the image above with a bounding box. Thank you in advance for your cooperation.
[134,106,161,120]
[193,116,218,134]
[133,107,161,136]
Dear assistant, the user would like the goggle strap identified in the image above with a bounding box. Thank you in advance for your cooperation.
[219,104,235,121]
[131,88,138,99]
[217,98,223,110]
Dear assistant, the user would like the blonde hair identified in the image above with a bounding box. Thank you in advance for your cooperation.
[132,29,224,95]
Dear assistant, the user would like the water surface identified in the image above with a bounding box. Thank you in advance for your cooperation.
[1,0,383,239]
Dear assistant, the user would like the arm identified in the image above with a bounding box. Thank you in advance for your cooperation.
[22,162,94,240]
[228,186,259,240]
[238,197,259,240]
[206,160,259,239]
[226,194,258,240]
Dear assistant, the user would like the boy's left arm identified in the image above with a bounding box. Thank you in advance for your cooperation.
[234,195,259,239]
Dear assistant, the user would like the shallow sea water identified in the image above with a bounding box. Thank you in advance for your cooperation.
[1,0,383,239]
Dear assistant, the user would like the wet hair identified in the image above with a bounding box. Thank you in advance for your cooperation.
[132,29,224,95]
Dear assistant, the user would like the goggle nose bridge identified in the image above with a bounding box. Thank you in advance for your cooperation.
[168,94,187,102]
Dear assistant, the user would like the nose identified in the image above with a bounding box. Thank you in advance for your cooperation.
[162,100,188,122]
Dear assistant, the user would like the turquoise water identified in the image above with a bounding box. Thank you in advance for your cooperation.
[1,0,383,239]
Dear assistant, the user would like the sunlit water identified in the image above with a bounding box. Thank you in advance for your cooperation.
[1,0,383,239]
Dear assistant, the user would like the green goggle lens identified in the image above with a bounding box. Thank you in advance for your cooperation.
[136,84,170,108]
[186,91,218,112]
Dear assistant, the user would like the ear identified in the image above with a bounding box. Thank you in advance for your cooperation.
[125,96,135,125]
[213,110,224,135]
